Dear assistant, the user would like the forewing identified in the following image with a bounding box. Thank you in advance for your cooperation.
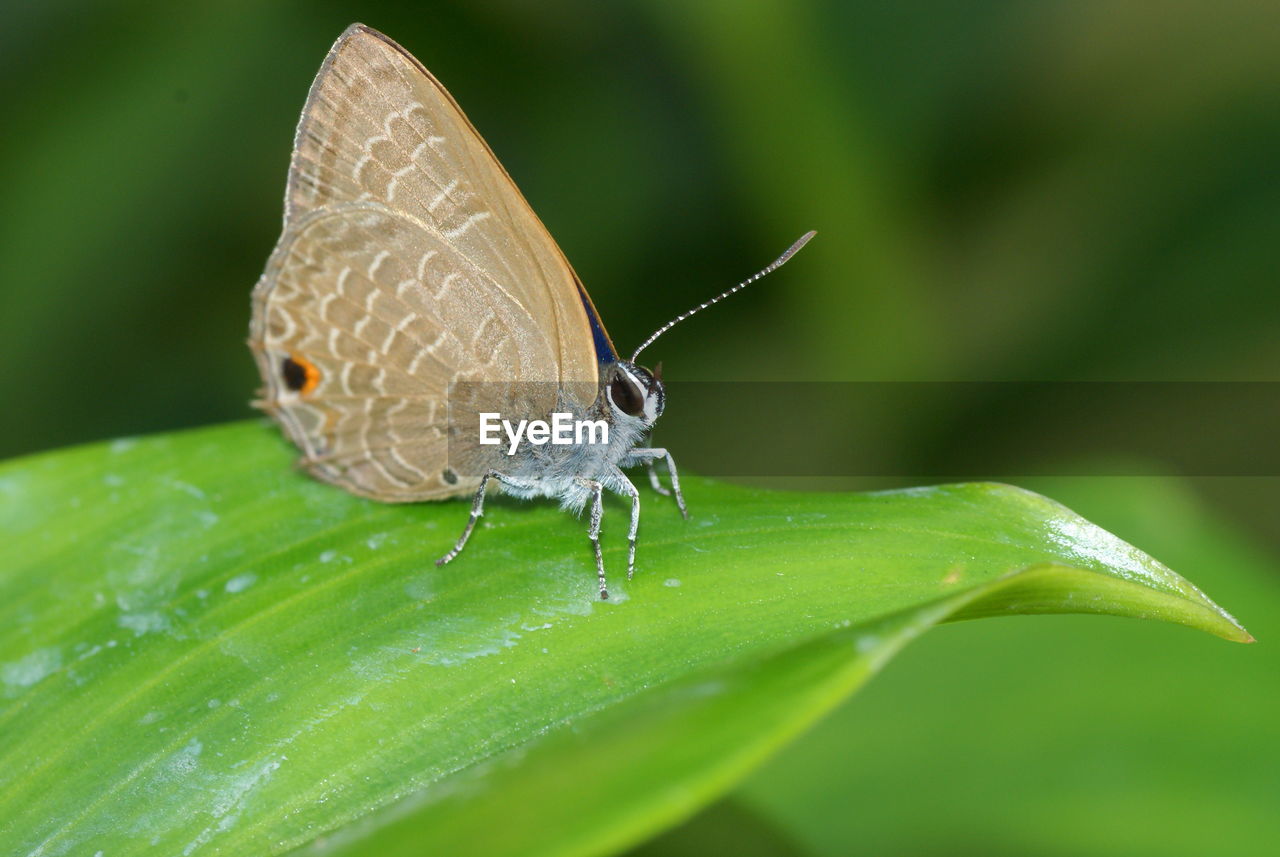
[251,24,605,500]
[285,23,599,389]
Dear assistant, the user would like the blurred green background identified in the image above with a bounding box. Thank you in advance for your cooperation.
[2,1,1277,854]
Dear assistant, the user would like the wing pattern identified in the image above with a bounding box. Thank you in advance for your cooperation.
[250,24,600,500]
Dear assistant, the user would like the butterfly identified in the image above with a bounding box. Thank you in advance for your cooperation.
[249,23,814,598]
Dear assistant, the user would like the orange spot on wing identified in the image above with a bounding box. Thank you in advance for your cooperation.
[290,352,322,395]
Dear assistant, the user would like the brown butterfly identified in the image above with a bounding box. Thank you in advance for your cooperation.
[250,24,813,598]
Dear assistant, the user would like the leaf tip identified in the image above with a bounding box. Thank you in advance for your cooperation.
[1207,604,1253,644]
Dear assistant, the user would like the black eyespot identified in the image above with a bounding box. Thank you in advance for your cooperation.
[610,373,645,417]
[442,467,458,485]
[281,357,307,391]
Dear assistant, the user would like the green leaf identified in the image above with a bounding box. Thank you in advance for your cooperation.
[729,475,1280,857]
[0,422,1249,856]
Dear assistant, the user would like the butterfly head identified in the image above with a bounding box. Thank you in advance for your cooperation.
[605,361,664,427]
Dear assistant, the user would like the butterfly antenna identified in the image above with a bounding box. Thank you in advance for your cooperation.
[630,230,817,363]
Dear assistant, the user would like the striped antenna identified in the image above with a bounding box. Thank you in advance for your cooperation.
[631,230,817,363]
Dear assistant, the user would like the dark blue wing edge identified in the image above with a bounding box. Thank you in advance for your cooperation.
[575,280,618,366]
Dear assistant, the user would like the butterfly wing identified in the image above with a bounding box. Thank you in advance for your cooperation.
[250,24,605,500]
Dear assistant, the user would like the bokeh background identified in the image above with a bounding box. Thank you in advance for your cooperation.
[2,1,1277,855]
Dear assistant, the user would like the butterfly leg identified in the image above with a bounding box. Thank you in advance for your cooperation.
[645,459,671,497]
[606,466,641,579]
[436,470,527,567]
[628,448,688,520]
[576,477,609,599]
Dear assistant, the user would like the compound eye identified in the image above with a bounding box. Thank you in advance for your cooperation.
[610,373,645,417]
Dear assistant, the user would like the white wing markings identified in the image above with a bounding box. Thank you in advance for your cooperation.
[367,250,391,280]
[385,163,419,202]
[267,306,297,345]
[442,211,492,240]
[428,178,459,212]
[317,292,338,324]
[353,102,429,200]
[414,250,439,284]
[339,360,354,395]
[433,271,461,299]
[383,312,421,352]
[406,344,434,376]
[388,446,428,482]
